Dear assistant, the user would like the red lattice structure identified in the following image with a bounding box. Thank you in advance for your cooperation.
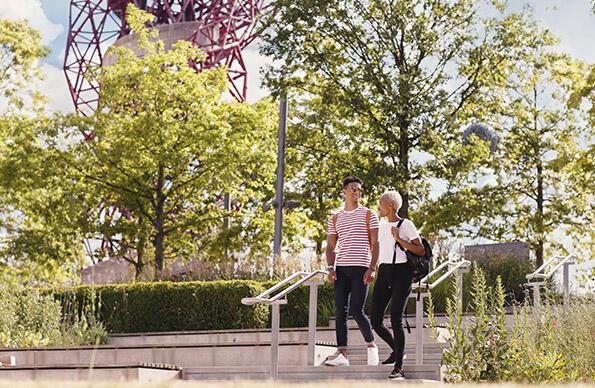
[64,0,268,115]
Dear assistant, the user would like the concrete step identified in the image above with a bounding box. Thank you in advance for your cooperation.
[183,364,442,381]
[0,363,181,382]
[0,342,314,368]
[0,341,444,370]
[107,326,444,347]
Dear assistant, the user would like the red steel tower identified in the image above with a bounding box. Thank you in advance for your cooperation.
[64,0,267,115]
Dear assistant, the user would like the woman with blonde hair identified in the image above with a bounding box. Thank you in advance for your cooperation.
[370,190,425,380]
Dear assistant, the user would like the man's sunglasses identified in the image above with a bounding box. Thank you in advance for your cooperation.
[345,187,363,193]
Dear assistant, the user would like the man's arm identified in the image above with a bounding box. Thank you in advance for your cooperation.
[364,227,379,284]
[325,233,338,283]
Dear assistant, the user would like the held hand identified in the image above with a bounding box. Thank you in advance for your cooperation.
[391,226,402,243]
[364,268,376,284]
[327,268,337,283]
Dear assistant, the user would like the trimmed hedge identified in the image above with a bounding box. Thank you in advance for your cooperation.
[49,257,534,333]
[52,280,269,333]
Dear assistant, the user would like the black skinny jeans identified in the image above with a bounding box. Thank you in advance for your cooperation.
[334,266,374,349]
[370,262,412,368]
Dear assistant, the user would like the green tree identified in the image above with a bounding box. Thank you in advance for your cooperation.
[284,95,382,254]
[454,43,592,265]
[56,5,279,277]
[261,0,550,236]
[0,19,83,284]
[0,116,87,284]
[0,19,48,111]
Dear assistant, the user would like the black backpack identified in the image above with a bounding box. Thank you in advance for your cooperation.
[394,219,432,283]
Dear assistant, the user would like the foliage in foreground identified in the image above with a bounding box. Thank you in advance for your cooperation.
[0,280,106,348]
[429,266,594,383]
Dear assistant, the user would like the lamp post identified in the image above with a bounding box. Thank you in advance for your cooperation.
[273,95,288,260]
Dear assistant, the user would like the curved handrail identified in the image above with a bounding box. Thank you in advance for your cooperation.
[241,270,328,305]
[412,258,471,290]
[240,269,329,379]
[524,254,576,306]
[525,254,576,281]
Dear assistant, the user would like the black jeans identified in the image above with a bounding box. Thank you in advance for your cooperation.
[334,265,374,349]
[370,263,412,368]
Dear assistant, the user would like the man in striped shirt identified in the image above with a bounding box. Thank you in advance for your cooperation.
[323,176,380,366]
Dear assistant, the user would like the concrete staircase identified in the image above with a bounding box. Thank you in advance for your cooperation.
[0,319,446,382]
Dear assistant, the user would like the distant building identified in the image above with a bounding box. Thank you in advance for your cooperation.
[79,259,135,284]
[464,242,530,262]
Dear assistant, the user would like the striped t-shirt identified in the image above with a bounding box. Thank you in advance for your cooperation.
[327,206,379,267]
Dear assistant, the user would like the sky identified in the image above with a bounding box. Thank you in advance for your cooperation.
[0,0,594,113]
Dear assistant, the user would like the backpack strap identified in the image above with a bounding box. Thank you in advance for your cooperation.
[395,218,406,252]
[392,218,406,264]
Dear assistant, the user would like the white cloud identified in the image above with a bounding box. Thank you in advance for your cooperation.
[38,63,74,113]
[0,0,63,45]
[243,39,275,103]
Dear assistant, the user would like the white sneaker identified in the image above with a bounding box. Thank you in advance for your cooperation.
[324,352,350,366]
[367,345,379,366]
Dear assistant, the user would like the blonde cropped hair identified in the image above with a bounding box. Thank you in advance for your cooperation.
[381,190,402,212]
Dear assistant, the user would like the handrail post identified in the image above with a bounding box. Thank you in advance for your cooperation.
[563,262,571,306]
[270,299,286,380]
[532,283,541,307]
[415,293,424,365]
[454,265,463,316]
[307,279,323,365]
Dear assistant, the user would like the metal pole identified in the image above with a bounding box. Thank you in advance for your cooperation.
[271,301,281,380]
[307,281,321,365]
[223,193,230,259]
[533,284,541,307]
[563,262,570,306]
[273,96,288,261]
[455,269,463,316]
[415,294,424,365]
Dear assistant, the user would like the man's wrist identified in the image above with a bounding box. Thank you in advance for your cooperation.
[326,265,335,271]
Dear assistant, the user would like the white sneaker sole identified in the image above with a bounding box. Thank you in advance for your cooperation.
[324,360,350,366]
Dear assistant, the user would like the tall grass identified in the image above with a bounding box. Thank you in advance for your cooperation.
[0,282,106,348]
[428,266,595,383]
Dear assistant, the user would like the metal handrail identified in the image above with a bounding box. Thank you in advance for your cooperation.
[241,271,308,305]
[526,254,576,281]
[408,258,470,365]
[242,270,328,305]
[412,258,471,290]
[525,254,576,305]
[241,270,328,380]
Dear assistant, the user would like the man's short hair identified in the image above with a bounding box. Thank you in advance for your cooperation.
[343,176,364,188]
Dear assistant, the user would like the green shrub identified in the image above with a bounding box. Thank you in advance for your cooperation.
[429,265,595,383]
[427,257,534,314]
[428,266,510,382]
[53,280,269,333]
[508,300,595,382]
[0,282,106,347]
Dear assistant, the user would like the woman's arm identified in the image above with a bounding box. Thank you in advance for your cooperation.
[397,237,425,257]
[390,225,425,256]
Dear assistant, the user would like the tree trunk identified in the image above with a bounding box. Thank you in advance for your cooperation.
[154,164,166,276]
[134,236,146,280]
